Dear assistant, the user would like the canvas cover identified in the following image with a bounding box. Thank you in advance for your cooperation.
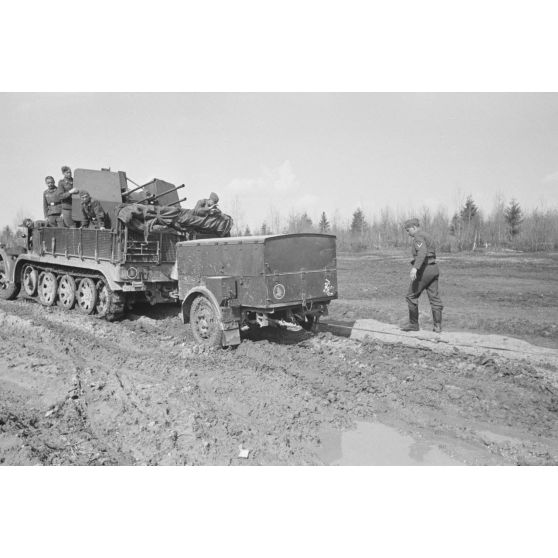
[116,204,233,238]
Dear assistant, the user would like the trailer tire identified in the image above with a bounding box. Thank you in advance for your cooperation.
[0,258,20,300]
[76,278,97,315]
[37,271,57,306]
[189,295,222,348]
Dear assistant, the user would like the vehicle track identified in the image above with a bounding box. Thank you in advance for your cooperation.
[1,298,557,465]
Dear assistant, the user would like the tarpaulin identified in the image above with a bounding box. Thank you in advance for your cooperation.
[117,204,233,238]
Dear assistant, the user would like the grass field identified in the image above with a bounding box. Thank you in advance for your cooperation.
[328,250,558,349]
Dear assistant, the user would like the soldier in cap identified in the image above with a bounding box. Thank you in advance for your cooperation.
[193,192,221,217]
[56,166,78,227]
[42,176,62,227]
[79,191,107,229]
[401,218,443,333]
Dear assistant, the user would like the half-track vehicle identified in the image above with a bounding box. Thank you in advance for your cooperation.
[0,168,338,347]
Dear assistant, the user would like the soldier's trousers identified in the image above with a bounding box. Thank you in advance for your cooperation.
[46,214,63,227]
[61,207,74,228]
[406,263,443,311]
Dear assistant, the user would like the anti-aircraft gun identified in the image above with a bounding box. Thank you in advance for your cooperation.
[0,168,337,347]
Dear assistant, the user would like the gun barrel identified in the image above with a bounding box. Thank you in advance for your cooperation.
[168,196,188,207]
[122,183,146,197]
[138,184,185,204]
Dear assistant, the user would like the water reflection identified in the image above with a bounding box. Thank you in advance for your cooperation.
[318,421,461,465]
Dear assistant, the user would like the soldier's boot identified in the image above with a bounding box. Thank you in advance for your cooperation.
[432,308,442,333]
[400,306,419,331]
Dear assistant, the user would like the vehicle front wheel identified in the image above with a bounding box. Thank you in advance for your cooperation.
[0,259,20,300]
[189,296,222,348]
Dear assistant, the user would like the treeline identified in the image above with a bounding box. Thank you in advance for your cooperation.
[233,196,558,252]
[3,196,558,253]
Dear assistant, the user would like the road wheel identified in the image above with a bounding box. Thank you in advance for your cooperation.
[37,271,57,306]
[57,274,76,309]
[22,265,39,296]
[76,278,97,314]
[0,259,20,300]
[190,296,222,348]
[96,279,126,321]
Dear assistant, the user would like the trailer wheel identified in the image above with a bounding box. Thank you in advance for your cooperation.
[76,278,97,314]
[57,274,76,309]
[190,296,222,348]
[37,271,57,306]
[0,259,20,301]
[22,265,39,297]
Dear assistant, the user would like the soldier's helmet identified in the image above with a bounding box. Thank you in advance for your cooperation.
[404,218,420,229]
[209,192,219,203]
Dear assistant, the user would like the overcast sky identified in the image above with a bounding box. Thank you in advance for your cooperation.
[1,92,557,231]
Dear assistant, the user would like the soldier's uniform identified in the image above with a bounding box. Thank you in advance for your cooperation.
[403,220,443,332]
[57,176,75,227]
[193,192,220,217]
[81,197,107,229]
[43,188,62,227]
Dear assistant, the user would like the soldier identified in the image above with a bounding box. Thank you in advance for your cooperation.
[193,192,220,216]
[42,176,62,227]
[79,191,107,229]
[401,218,443,333]
[56,165,77,227]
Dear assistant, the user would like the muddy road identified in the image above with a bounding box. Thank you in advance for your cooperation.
[1,296,557,466]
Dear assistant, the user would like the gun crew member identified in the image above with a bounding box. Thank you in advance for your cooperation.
[42,176,62,227]
[56,165,77,227]
[80,191,107,229]
[401,218,444,333]
[192,192,221,216]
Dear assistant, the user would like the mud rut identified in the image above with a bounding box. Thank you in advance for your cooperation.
[1,298,557,465]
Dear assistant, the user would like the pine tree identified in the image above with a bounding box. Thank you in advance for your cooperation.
[504,199,523,238]
[350,208,366,235]
[318,211,330,233]
[260,222,268,235]
[244,225,252,236]
[460,196,479,222]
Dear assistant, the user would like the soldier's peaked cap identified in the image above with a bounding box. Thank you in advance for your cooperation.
[209,192,219,203]
[61,165,71,172]
[404,218,420,228]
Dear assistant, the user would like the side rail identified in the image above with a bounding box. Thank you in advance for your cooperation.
[33,227,118,263]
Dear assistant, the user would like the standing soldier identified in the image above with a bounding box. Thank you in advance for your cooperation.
[401,218,443,333]
[42,176,62,227]
[56,165,77,227]
[79,191,107,229]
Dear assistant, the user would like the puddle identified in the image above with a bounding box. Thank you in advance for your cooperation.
[317,421,461,465]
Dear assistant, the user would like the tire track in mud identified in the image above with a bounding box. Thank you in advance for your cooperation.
[1,298,558,465]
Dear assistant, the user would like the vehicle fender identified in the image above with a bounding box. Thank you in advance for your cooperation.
[181,286,223,324]
[0,247,18,282]
[12,257,122,291]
